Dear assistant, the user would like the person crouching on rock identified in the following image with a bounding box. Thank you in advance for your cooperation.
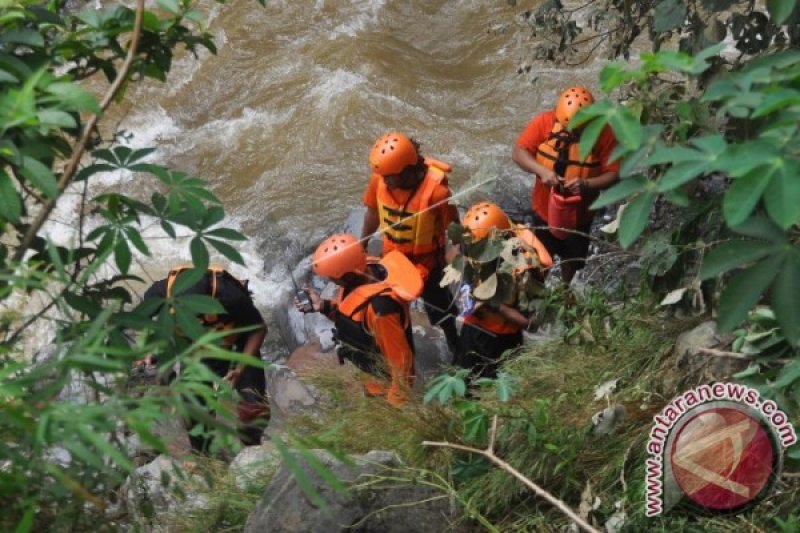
[451,202,553,379]
[296,233,423,407]
[136,265,269,454]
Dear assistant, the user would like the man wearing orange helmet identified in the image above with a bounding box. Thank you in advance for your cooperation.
[512,87,620,283]
[452,202,552,378]
[297,233,423,407]
[361,132,460,354]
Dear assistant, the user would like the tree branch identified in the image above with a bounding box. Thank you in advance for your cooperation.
[12,0,145,263]
[422,427,600,533]
[697,347,753,360]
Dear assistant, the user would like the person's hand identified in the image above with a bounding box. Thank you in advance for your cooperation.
[537,168,561,188]
[564,178,584,196]
[294,286,323,312]
[224,367,242,386]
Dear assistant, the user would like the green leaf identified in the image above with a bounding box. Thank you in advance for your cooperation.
[717,254,783,332]
[663,188,689,207]
[577,116,607,161]
[44,82,100,113]
[618,191,655,248]
[570,100,614,129]
[37,109,77,129]
[157,0,180,14]
[271,437,328,511]
[773,360,800,388]
[207,238,245,265]
[19,156,58,198]
[723,168,776,226]
[752,88,800,118]
[653,0,687,33]
[178,294,226,315]
[767,0,797,25]
[591,175,647,209]
[0,169,22,223]
[0,29,45,48]
[699,240,779,280]
[763,161,800,230]
[205,227,247,241]
[184,9,205,25]
[114,240,131,274]
[494,372,515,402]
[465,237,504,263]
[608,106,642,151]
[296,445,347,494]
[78,426,134,471]
[190,237,210,271]
[647,144,704,165]
[169,266,205,298]
[13,508,34,533]
[731,215,787,244]
[657,160,708,191]
[124,226,149,256]
[462,408,489,442]
[771,249,800,346]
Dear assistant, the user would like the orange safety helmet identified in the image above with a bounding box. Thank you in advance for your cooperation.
[462,201,512,240]
[312,233,367,279]
[369,132,419,176]
[555,87,594,126]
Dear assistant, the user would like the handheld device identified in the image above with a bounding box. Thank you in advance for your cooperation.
[289,265,313,313]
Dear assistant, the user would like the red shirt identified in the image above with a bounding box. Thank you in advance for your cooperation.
[516,110,620,220]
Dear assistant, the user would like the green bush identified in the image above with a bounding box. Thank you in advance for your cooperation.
[0,0,263,529]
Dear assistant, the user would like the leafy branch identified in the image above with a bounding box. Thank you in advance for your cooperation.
[12,0,145,264]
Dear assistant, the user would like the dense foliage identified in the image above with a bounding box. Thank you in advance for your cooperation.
[0,0,265,529]
[515,0,800,413]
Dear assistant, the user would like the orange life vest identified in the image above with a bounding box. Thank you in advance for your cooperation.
[166,265,247,347]
[376,158,452,256]
[333,251,423,373]
[532,121,600,224]
[464,227,550,335]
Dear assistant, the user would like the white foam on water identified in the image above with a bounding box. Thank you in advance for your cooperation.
[328,0,386,38]
[307,68,366,110]
[116,105,182,151]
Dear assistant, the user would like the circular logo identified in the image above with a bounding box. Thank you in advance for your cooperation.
[670,407,778,511]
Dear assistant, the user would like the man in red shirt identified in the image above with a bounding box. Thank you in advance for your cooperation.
[512,87,620,283]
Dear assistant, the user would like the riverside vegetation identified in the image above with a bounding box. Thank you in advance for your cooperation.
[1,0,799,531]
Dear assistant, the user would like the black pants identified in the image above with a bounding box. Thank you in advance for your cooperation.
[186,357,267,453]
[532,213,592,270]
[422,265,459,353]
[456,323,523,379]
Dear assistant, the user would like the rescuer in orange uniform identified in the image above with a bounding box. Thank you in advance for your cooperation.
[297,233,423,407]
[454,202,552,378]
[361,132,460,354]
[512,87,620,283]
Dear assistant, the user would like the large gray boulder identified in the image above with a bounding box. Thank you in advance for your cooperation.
[122,454,209,529]
[229,442,281,491]
[244,449,468,533]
